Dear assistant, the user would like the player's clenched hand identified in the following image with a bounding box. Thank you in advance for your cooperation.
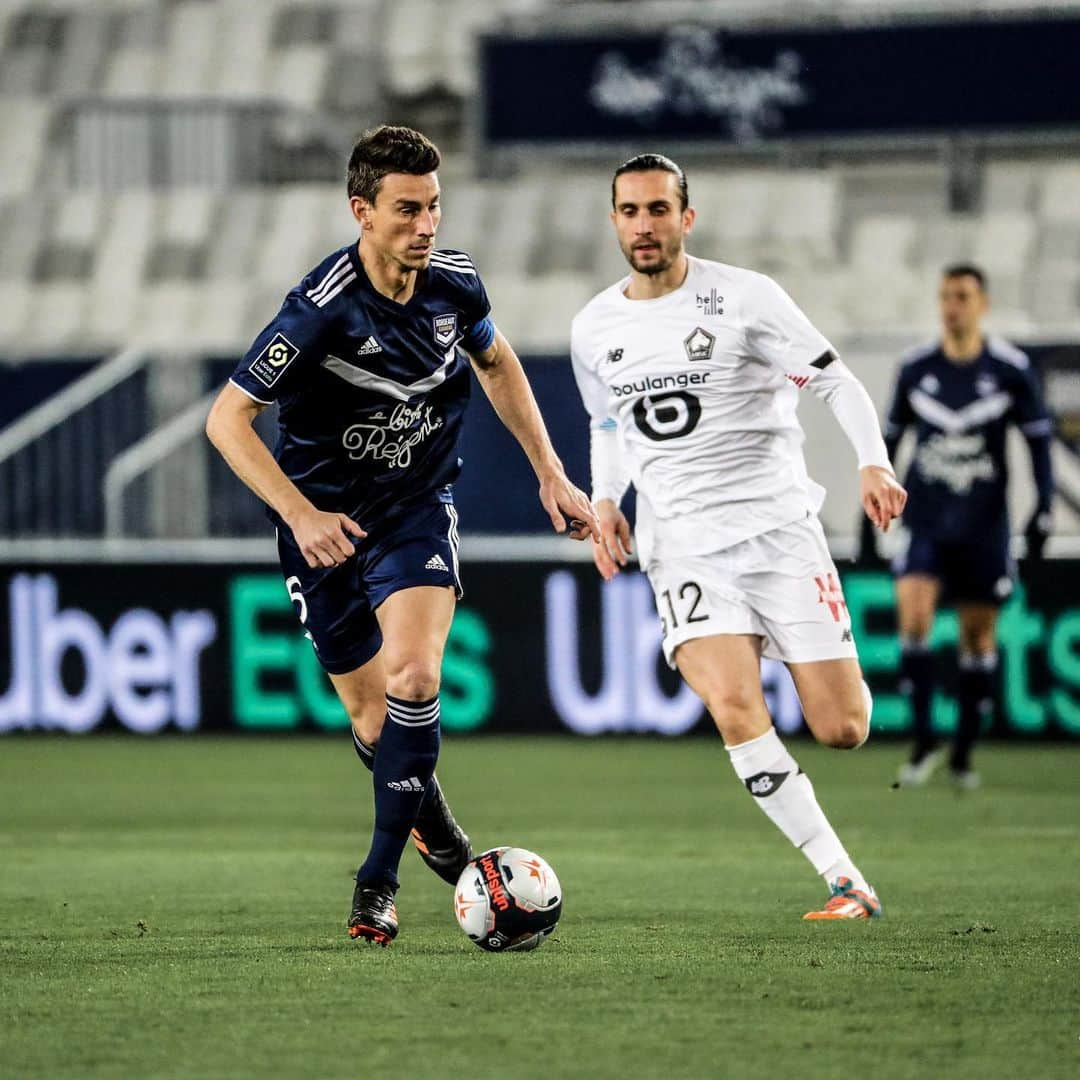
[288,504,367,568]
[538,470,601,543]
[860,465,907,533]
[592,499,633,581]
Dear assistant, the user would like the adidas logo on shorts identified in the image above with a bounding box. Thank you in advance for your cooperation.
[425,554,449,572]
[357,336,383,355]
[387,776,424,792]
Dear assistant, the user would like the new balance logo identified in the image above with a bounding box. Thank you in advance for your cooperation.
[841,628,853,643]
[746,771,789,797]
[425,553,449,572]
[387,776,424,792]
[357,336,383,356]
[607,348,624,364]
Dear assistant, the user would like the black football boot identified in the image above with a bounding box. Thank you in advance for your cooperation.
[347,878,398,946]
[410,775,473,885]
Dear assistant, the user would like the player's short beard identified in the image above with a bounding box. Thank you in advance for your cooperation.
[624,237,680,276]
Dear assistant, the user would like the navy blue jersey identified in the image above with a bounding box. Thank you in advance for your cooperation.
[885,337,1053,541]
[230,243,495,534]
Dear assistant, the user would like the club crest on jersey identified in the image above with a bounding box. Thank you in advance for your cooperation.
[684,327,715,362]
[249,332,299,388]
[433,313,458,348]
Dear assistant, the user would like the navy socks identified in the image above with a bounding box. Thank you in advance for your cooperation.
[953,652,997,773]
[900,640,936,762]
[356,694,441,887]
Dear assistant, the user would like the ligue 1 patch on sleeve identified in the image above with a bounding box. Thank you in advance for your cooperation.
[249,332,300,388]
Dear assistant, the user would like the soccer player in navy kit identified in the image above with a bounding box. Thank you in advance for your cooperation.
[206,126,599,945]
[884,265,1054,789]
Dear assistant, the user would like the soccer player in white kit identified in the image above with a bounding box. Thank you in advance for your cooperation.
[571,155,908,919]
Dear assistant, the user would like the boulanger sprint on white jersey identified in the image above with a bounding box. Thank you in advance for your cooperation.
[571,255,837,565]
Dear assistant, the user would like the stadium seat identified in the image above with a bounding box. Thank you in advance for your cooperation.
[983,161,1039,213]
[102,48,160,97]
[482,275,533,347]
[130,282,200,349]
[85,191,159,346]
[1029,260,1080,327]
[161,1,220,98]
[0,46,51,95]
[766,172,840,264]
[257,185,333,290]
[195,281,252,353]
[849,214,918,271]
[267,46,331,111]
[522,274,594,352]
[534,172,611,275]
[0,193,50,284]
[0,279,34,351]
[482,179,546,277]
[920,215,976,272]
[161,189,217,250]
[51,9,110,98]
[1039,164,1080,225]
[204,190,267,281]
[311,187,355,262]
[0,98,49,197]
[430,181,496,263]
[22,283,87,351]
[215,1,275,99]
[973,212,1036,271]
[692,171,773,266]
[778,268,851,343]
[382,0,443,97]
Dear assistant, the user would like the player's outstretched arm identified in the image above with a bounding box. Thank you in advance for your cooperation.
[466,329,600,542]
[205,382,365,568]
[806,360,907,532]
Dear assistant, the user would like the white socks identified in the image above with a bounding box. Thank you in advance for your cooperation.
[726,727,869,893]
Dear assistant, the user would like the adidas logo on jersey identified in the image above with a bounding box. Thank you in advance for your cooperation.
[357,336,383,356]
[425,554,449,572]
[387,776,424,792]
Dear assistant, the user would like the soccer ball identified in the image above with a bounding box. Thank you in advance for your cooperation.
[453,847,562,952]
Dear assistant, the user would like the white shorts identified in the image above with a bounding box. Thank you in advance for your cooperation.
[645,514,858,668]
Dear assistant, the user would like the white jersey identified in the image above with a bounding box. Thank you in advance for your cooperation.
[571,255,837,565]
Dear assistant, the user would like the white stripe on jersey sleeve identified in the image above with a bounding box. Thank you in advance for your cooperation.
[306,254,351,303]
[314,271,357,307]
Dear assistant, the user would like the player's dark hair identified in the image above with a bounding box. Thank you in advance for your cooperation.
[611,153,689,211]
[943,263,988,292]
[347,125,441,204]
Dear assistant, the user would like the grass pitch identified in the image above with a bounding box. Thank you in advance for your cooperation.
[2,737,1077,1080]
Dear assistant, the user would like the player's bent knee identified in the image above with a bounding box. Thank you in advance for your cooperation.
[811,699,868,749]
[385,659,441,702]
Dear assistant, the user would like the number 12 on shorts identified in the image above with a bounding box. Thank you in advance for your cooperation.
[659,581,709,638]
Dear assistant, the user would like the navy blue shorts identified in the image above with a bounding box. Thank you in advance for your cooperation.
[891,524,1015,606]
[277,494,462,675]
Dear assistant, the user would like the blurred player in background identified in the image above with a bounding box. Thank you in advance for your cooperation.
[571,154,906,920]
[883,265,1054,789]
[207,125,598,946]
